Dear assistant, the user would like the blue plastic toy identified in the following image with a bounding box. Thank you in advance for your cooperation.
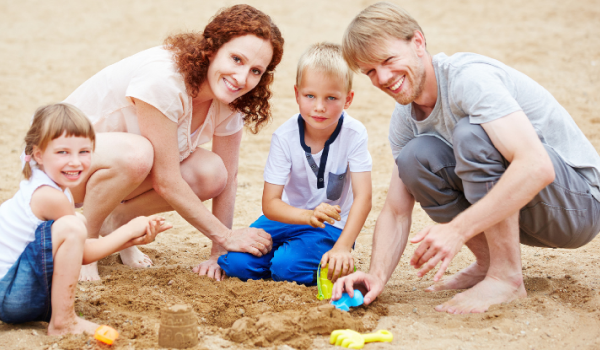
[331,290,364,311]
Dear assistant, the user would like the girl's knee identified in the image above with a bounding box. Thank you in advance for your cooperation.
[52,215,87,242]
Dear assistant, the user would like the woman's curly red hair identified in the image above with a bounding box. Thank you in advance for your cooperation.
[164,4,284,134]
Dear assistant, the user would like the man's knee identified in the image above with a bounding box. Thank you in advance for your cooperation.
[453,118,507,204]
[396,136,451,190]
[453,117,495,158]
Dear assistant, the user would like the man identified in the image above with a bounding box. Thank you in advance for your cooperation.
[332,2,600,314]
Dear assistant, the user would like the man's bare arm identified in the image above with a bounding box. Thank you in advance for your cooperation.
[332,165,415,304]
[411,111,555,279]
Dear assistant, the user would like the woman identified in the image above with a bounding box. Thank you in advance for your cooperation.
[65,4,284,281]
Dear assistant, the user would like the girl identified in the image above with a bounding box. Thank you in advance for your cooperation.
[0,103,171,336]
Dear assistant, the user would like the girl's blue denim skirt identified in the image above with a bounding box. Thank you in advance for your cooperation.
[0,220,54,323]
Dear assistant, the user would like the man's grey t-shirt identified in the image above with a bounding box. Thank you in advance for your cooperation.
[389,52,600,201]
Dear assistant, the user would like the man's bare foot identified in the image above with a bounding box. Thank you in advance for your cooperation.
[79,261,100,282]
[435,275,527,314]
[48,315,99,336]
[120,246,153,268]
[426,261,488,292]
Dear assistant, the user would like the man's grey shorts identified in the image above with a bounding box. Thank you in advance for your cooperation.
[396,117,600,248]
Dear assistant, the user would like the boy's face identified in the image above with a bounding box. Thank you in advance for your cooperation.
[294,69,354,134]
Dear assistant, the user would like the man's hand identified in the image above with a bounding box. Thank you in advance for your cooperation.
[331,271,384,305]
[410,223,466,281]
[321,247,354,283]
[193,256,225,281]
[221,228,272,257]
[305,203,341,228]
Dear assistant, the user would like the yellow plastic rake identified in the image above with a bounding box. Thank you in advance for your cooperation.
[330,329,393,349]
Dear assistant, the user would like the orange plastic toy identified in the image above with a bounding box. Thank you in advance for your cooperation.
[95,325,119,345]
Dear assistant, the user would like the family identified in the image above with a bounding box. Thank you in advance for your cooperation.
[1,1,599,337]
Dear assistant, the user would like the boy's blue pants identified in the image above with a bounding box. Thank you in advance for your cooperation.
[218,215,342,286]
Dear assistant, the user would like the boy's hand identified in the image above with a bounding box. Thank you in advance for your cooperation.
[306,203,342,228]
[321,247,354,283]
[128,215,172,246]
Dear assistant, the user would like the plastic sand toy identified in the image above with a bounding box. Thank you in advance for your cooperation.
[330,329,393,349]
[316,263,358,300]
[316,263,334,300]
[331,290,364,311]
[95,325,119,345]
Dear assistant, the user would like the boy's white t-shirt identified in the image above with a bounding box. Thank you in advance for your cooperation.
[0,168,71,280]
[264,112,372,230]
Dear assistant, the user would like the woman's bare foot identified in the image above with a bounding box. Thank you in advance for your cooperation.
[78,261,100,282]
[48,314,99,336]
[434,275,527,314]
[426,261,488,292]
[120,246,153,268]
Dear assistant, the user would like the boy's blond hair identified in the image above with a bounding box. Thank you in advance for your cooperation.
[23,103,95,179]
[296,42,353,93]
[342,2,425,71]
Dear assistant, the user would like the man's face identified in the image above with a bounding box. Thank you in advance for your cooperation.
[357,37,426,105]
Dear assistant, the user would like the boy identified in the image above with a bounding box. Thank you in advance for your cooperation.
[218,42,372,285]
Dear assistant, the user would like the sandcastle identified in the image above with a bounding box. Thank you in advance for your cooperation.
[158,304,199,349]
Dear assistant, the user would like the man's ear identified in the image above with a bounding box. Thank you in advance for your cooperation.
[344,90,355,109]
[412,31,427,57]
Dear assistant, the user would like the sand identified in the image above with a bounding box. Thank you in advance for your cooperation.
[1,0,600,349]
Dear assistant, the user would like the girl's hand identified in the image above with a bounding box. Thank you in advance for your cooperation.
[306,203,342,228]
[128,215,172,246]
[321,247,354,283]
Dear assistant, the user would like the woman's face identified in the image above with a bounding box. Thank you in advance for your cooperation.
[205,34,274,104]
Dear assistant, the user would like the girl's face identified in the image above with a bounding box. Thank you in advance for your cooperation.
[204,34,273,104]
[33,133,92,190]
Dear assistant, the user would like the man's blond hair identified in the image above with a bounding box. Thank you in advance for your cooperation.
[342,2,425,71]
[296,42,353,93]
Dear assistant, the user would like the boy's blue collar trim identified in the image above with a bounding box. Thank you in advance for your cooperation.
[297,113,345,189]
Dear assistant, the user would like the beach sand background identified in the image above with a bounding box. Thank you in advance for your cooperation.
[1,0,600,349]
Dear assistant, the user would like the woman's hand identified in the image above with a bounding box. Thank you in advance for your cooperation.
[193,242,227,281]
[321,247,354,283]
[305,203,342,228]
[193,256,226,281]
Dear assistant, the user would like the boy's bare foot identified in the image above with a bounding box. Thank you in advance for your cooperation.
[78,261,100,282]
[434,275,526,314]
[48,315,99,336]
[120,246,153,268]
[425,261,488,292]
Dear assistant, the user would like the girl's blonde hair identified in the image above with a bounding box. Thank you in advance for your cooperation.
[23,103,95,179]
